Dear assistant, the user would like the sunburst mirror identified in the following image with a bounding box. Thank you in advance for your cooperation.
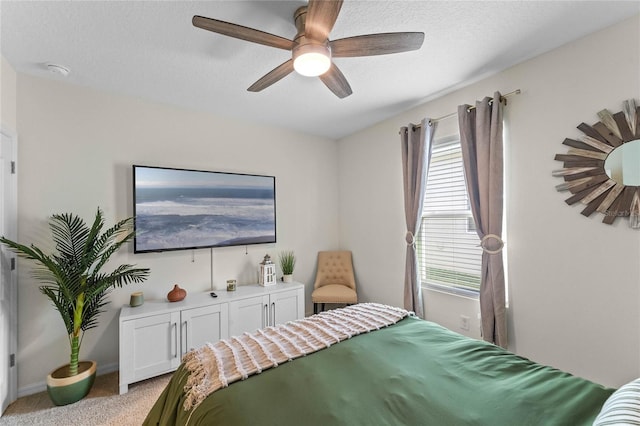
[553,99,640,229]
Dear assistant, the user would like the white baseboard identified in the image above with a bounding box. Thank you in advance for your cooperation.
[17,362,119,398]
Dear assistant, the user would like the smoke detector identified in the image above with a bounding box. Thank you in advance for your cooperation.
[46,63,70,76]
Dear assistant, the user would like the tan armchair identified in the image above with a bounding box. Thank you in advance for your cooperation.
[311,251,357,314]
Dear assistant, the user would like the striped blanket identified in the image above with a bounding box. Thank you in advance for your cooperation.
[182,303,409,411]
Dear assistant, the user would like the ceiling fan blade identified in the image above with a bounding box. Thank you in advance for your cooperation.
[247,60,295,92]
[193,15,294,51]
[330,32,425,57]
[319,63,352,99]
[305,0,343,41]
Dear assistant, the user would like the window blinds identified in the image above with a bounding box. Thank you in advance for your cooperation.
[417,139,482,294]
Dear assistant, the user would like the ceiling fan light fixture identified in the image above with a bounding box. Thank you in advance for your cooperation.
[293,43,331,77]
[193,2,424,98]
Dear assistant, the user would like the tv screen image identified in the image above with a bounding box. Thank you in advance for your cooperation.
[133,165,276,253]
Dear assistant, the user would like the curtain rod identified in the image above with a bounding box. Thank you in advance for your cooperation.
[406,89,521,130]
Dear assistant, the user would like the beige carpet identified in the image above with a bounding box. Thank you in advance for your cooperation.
[0,371,171,425]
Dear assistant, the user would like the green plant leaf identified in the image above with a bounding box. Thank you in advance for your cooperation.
[0,208,150,373]
[279,250,296,275]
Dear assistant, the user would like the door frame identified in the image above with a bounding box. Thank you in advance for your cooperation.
[0,127,18,414]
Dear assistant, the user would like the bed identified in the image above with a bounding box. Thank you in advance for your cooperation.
[143,303,615,426]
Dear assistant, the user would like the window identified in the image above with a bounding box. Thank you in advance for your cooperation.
[417,137,482,295]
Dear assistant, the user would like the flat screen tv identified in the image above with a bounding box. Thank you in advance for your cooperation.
[133,165,276,253]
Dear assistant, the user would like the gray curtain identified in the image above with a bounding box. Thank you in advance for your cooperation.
[400,118,435,318]
[458,92,507,348]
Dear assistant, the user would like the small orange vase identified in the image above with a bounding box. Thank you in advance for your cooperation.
[167,284,186,302]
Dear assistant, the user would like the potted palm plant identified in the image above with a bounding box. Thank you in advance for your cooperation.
[279,250,296,283]
[0,208,149,405]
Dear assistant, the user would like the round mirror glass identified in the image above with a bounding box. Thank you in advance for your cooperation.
[604,139,640,186]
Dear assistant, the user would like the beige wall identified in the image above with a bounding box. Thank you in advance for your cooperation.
[1,56,17,131]
[14,76,340,393]
[338,15,640,388]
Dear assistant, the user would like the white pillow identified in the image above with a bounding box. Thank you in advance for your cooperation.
[594,378,640,425]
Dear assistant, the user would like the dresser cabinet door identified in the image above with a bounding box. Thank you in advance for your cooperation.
[228,295,270,336]
[120,311,181,386]
[270,288,304,326]
[181,303,229,356]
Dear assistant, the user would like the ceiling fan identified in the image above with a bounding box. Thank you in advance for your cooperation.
[192,0,425,98]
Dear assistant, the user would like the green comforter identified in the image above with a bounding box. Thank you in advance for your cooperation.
[144,316,613,426]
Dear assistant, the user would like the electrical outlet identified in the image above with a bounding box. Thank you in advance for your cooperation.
[460,315,470,331]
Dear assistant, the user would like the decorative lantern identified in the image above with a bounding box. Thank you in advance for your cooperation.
[259,254,277,287]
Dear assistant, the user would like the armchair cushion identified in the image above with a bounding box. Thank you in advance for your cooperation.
[312,284,358,304]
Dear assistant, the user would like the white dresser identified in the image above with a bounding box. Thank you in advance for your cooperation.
[118,282,304,394]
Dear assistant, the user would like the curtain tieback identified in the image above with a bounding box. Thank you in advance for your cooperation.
[405,231,415,246]
[479,234,504,254]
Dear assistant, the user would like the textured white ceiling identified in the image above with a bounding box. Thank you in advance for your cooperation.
[2,1,639,139]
